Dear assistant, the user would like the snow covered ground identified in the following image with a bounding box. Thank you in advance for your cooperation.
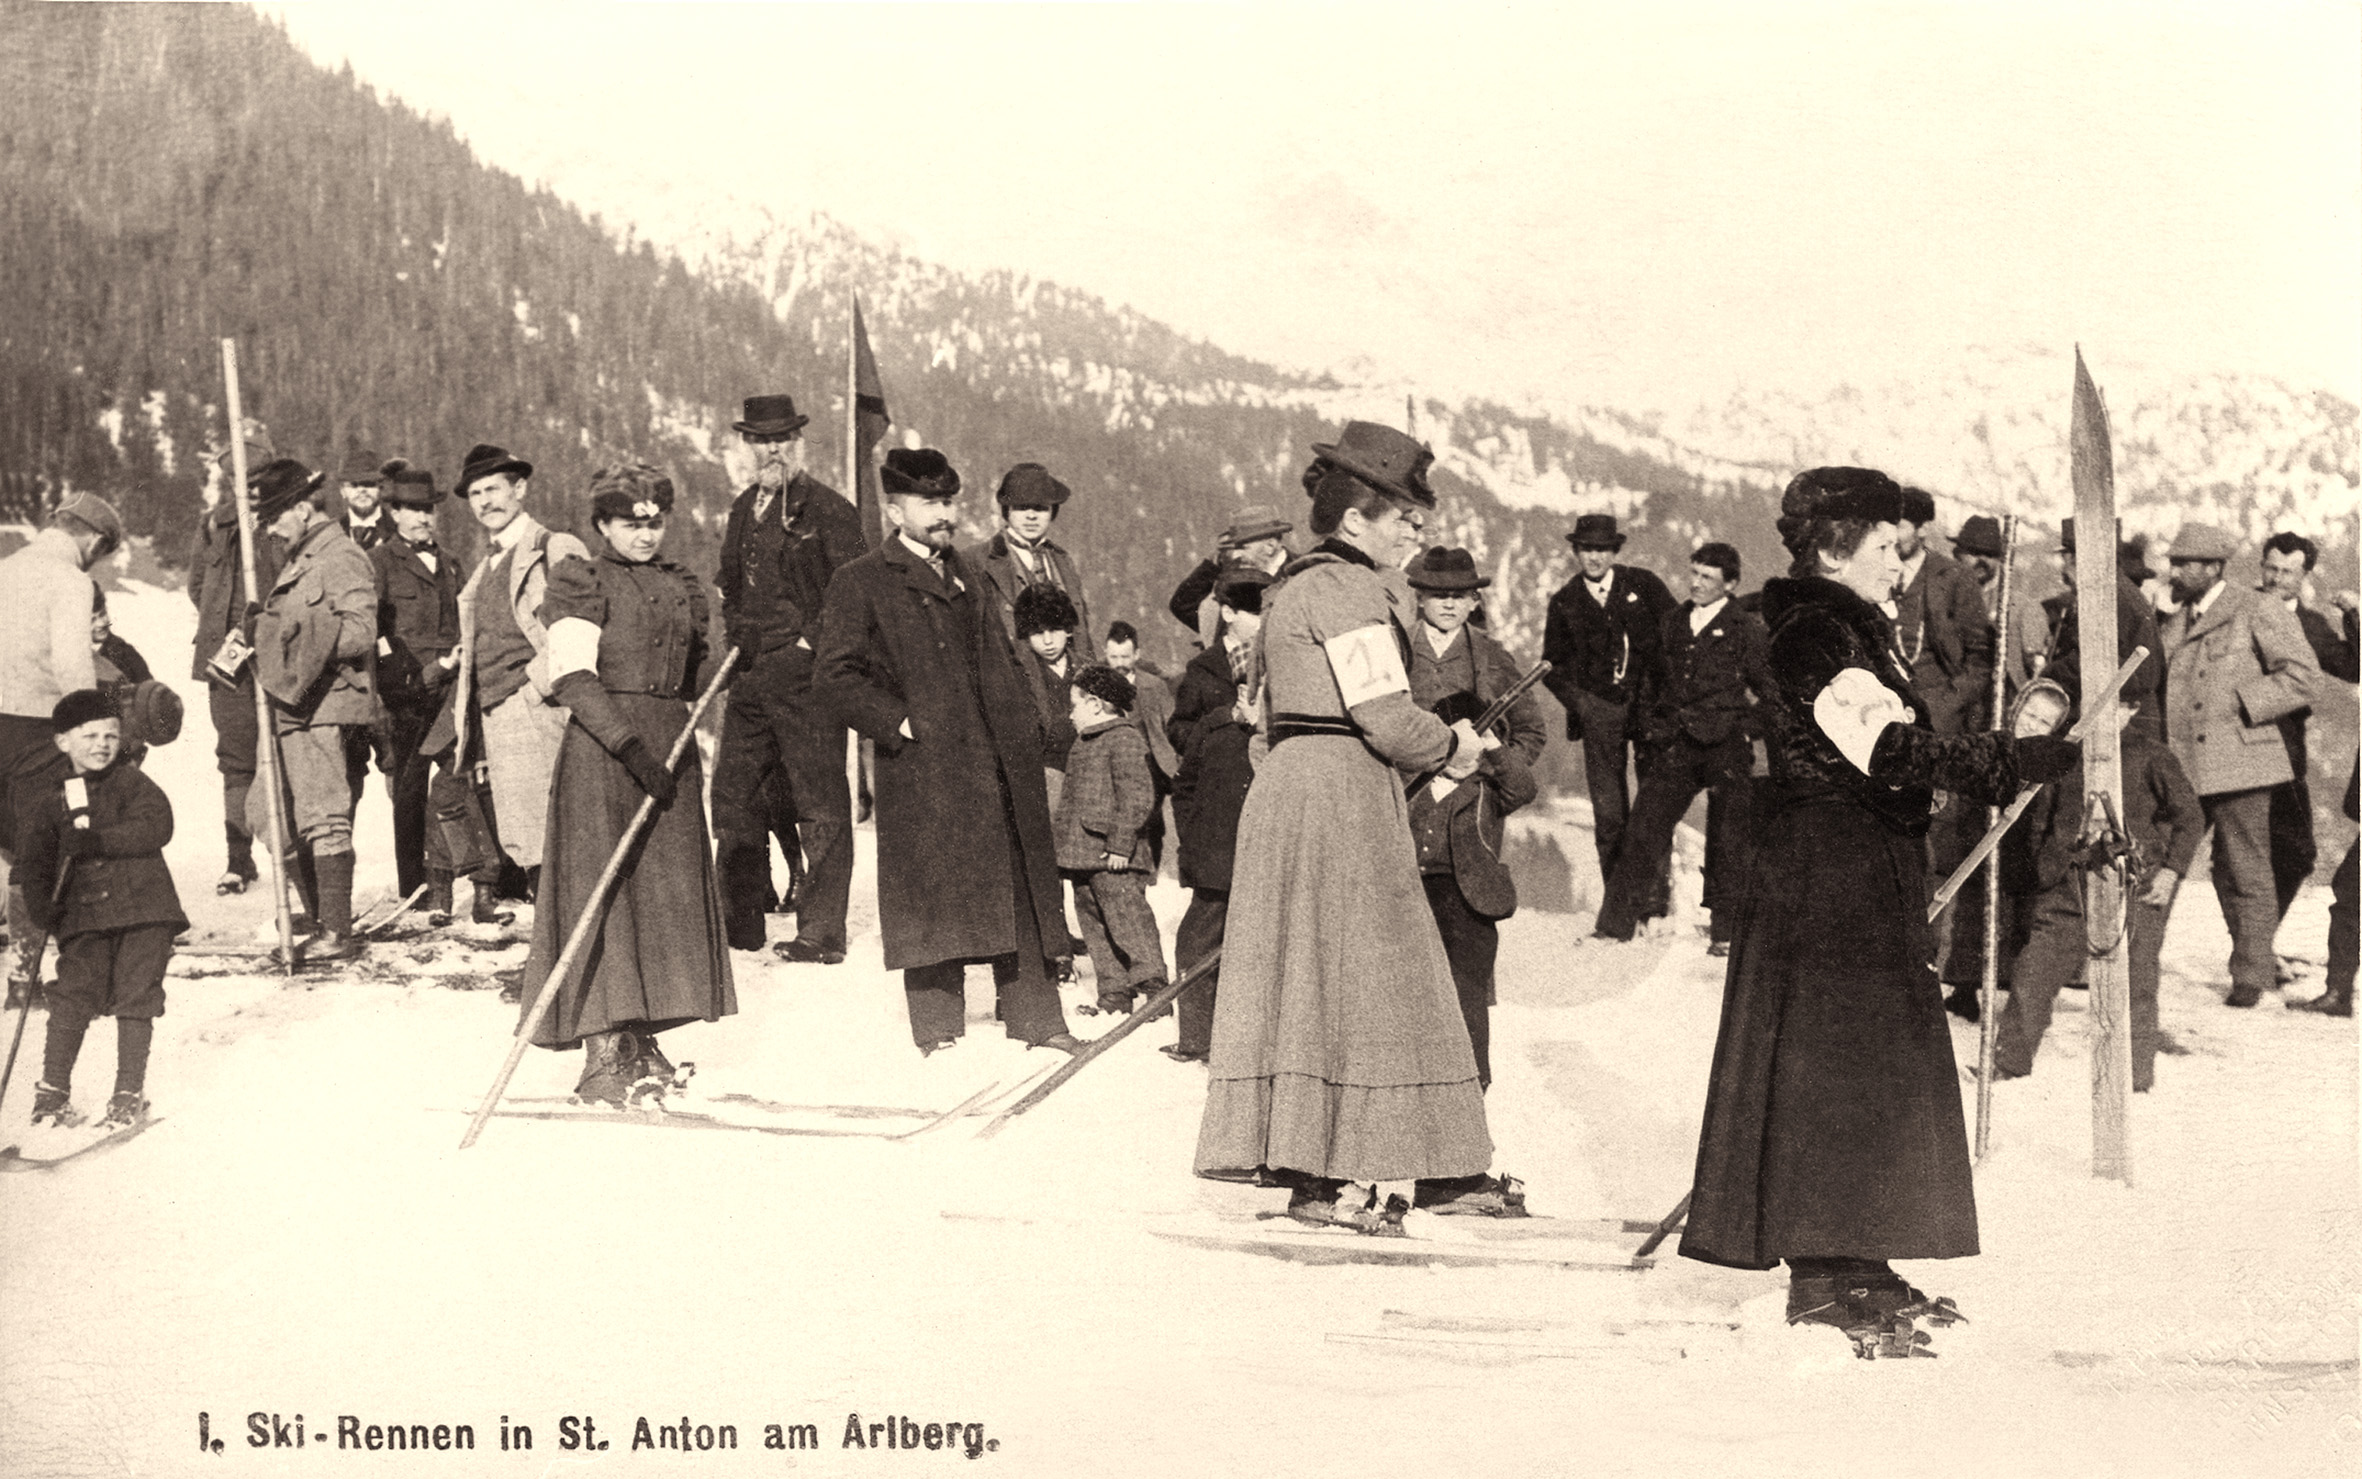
[1,578,2353,1478]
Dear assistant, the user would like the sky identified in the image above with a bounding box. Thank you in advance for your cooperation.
[261,2,2362,417]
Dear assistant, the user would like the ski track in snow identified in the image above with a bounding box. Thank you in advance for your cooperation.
[0,581,2352,1477]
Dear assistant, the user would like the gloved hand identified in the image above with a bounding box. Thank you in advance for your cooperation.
[617,738,678,806]
[60,823,103,857]
[2012,733,2081,786]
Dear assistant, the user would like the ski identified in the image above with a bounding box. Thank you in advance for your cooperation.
[1151,1218,1645,1273]
[459,1078,1011,1143]
[0,1115,165,1172]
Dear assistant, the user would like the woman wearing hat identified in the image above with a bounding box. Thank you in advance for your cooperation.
[521,463,734,1106]
[1679,467,2080,1356]
[1192,422,1507,1234]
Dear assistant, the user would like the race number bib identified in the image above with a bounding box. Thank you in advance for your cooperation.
[1323,624,1410,709]
[1813,667,1911,775]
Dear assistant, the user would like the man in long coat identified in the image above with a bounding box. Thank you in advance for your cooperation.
[187,420,279,896]
[710,394,867,963]
[812,448,1080,1056]
[1541,514,1675,889]
[2159,523,2318,1007]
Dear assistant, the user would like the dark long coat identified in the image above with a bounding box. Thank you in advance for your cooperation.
[812,535,1065,972]
[370,535,462,712]
[522,545,734,1047]
[1168,644,1254,893]
[1682,575,2025,1271]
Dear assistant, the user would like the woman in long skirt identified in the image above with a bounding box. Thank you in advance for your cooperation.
[523,462,734,1105]
[1680,466,2078,1355]
[1192,422,1513,1234]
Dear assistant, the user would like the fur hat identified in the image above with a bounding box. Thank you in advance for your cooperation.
[1305,422,1437,510]
[125,680,184,747]
[1779,467,1904,525]
[248,459,327,522]
[51,687,121,733]
[379,459,442,508]
[1898,485,1938,526]
[880,447,960,497]
[1407,546,1491,593]
[455,443,533,499]
[1071,663,1136,715]
[995,463,1071,508]
[587,461,675,523]
[1013,582,1080,638]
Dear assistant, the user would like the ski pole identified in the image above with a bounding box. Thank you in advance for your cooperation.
[1927,646,2149,921]
[459,647,740,1149]
[974,945,1222,1140]
[0,844,78,1110]
[1632,1190,1690,1261]
[1973,513,2017,1161]
[221,339,300,975]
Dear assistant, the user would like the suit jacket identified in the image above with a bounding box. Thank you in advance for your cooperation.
[341,512,391,552]
[16,761,187,939]
[1541,564,1676,726]
[1168,643,1254,892]
[1893,548,1994,733]
[370,534,462,710]
[1054,718,1157,871]
[1129,666,1179,781]
[256,518,378,729]
[2160,582,2317,796]
[714,472,867,668]
[1646,598,1771,748]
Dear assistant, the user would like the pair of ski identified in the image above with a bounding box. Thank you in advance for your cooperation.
[1148,1209,1657,1274]
[0,1114,165,1172]
[463,1063,1061,1142]
[174,883,436,961]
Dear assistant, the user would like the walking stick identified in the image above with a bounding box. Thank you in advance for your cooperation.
[1927,647,2149,921]
[1973,514,2017,1161]
[0,851,75,1111]
[221,339,300,974]
[973,946,1223,1140]
[459,647,740,1149]
[1632,1190,1690,1260]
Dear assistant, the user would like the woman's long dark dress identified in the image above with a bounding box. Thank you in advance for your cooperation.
[1681,575,2022,1271]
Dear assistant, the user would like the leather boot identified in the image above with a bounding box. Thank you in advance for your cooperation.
[303,851,358,963]
[471,881,515,927]
[425,870,456,927]
[573,1031,633,1107]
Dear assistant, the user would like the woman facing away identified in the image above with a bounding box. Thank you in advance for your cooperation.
[1680,466,2079,1358]
[521,461,734,1106]
[1192,421,1525,1234]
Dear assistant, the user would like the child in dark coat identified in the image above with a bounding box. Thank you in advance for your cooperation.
[1992,697,2201,1091]
[1055,665,1168,1016]
[18,689,187,1128]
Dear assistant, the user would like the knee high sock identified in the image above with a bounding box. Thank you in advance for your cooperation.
[42,1006,92,1093]
[115,1017,154,1096]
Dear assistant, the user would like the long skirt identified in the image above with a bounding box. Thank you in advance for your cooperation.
[524,694,734,1048]
[1682,795,1977,1270]
[1193,734,1492,1184]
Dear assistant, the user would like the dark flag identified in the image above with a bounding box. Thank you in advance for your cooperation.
[851,299,891,549]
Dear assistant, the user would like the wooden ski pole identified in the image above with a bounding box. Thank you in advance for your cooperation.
[973,945,1222,1139]
[221,339,300,975]
[1927,646,2148,921]
[1973,512,2017,1161]
[0,852,76,1110]
[458,647,740,1149]
[1632,1190,1690,1261]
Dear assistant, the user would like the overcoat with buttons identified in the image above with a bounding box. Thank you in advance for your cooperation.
[812,534,1065,973]
[17,760,186,940]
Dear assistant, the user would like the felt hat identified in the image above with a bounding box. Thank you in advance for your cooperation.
[201,417,275,471]
[1779,467,1904,526]
[1218,505,1292,548]
[378,459,442,508]
[587,461,674,523]
[1566,513,1626,551]
[2166,523,2236,563]
[1407,546,1491,593]
[455,443,533,499]
[880,448,960,497]
[248,459,326,522]
[50,687,120,733]
[734,394,809,439]
[52,491,124,558]
[1213,567,1277,613]
[1308,422,1437,509]
[337,447,385,485]
[1954,515,2005,558]
[995,462,1071,508]
[124,679,184,747]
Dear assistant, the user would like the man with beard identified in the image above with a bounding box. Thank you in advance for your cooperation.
[335,449,392,552]
[813,448,1080,1057]
[710,394,866,963]
[1542,514,1675,890]
[2158,523,2317,1008]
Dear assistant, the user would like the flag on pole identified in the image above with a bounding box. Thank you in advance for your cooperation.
[850,299,891,549]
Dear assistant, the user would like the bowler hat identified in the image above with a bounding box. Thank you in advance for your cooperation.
[1567,513,1626,551]
[455,443,533,499]
[1219,505,1292,549]
[125,679,184,748]
[996,463,1071,508]
[51,491,124,558]
[1955,515,2005,558]
[1308,422,1437,510]
[337,447,385,485]
[2166,523,2236,563]
[880,447,961,497]
[734,394,810,439]
[378,458,442,508]
[1213,568,1275,613]
[1407,546,1491,593]
[248,459,326,522]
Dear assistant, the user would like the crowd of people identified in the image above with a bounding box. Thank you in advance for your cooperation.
[0,396,2351,1349]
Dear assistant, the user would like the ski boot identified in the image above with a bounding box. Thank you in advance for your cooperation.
[471,884,515,929]
[1285,1178,1372,1230]
[101,1093,149,1129]
[1414,1171,1529,1218]
[1356,1192,1412,1239]
[627,1033,691,1107]
[1786,1272,1956,1359]
[425,872,457,928]
[571,1032,635,1109]
[29,1083,80,1128]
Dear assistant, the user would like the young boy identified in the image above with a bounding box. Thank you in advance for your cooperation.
[1014,583,1082,785]
[19,689,186,1129]
[1054,665,1168,1016]
[1991,692,2201,1091]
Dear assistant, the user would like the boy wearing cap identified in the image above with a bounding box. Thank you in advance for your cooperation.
[18,689,184,1130]
[1056,664,1169,1016]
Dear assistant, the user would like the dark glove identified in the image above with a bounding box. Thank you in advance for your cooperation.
[60,823,103,858]
[617,738,678,806]
[2013,734,2081,786]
